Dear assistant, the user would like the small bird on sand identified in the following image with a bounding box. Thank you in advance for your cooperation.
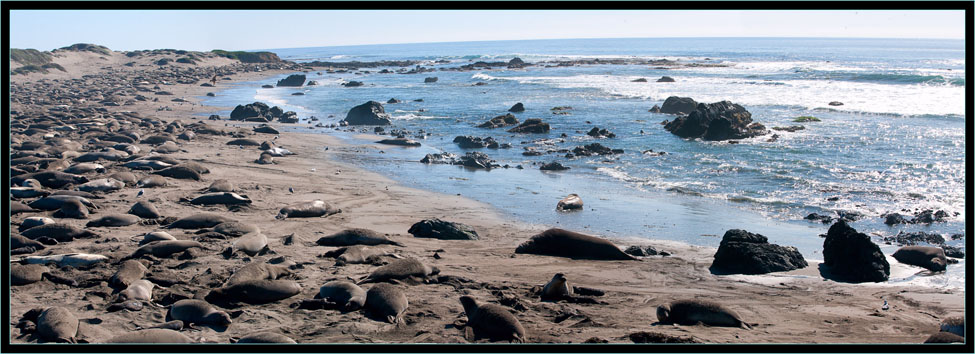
[882,300,889,311]
[288,187,294,193]
[137,189,144,198]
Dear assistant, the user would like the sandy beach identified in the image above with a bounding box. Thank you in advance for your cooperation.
[7,46,965,346]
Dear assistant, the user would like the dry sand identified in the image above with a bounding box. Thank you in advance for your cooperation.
[7,48,965,345]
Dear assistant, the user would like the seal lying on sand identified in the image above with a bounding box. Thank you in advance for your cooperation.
[892,246,948,272]
[924,332,964,343]
[225,262,292,286]
[236,332,297,343]
[36,307,80,343]
[657,300,751,329]
[206,179,235,192]
[206,279,301,305]
[188,192,252,206]
[130,240,204,258]
[226,232,269,257]
[358,258,439,284]
[20,223,97,242]
[459,295,526,342]
[53,199,89,219]
[12,264,49,285]
[515,228,637,261]
[28,195,97,211]
[138,231,177,245]
[556,194,583,211]
[22,253,108,268]
[128,201,161,219]
[166,213,235,229]
[167,299,232,327]
[317,280,367,311]
[102,328,193,343]
[276,200,341,219]
[86,214,141,227]
[18,216,55,232]
[138,175,168,188]
[119,280,155,302]
[365,283,408,324]
[153,166,202,181]
[322,245,399,265]
[316,228,404,247]
[110,259,149,288]
[540,273,573,301]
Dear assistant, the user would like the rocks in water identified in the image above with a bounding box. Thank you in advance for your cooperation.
[663,100,767,141]
[420,152,458,165]
[772,125,805,132]
[654,96,699,115]
[793,116,821,122]
[828,101,844,106]
[883,209,950,225]
[424,77,438,83]
[458,152,499,169]
[507,119,550,133]
[341,101,392,125]
[386,98,401,104]
[515,228,637,261]
[884,231,946,246]
[230,102,271,121]
[477,113,519,128]
[540,162,569,171]
[278,111,299,123]
[571,143,622,157]
[893,246,947,272]
[376,138,421,147]
[453,136,498,149]
[624,245,661,257]
[804,213,835,224]
[709,229,808,275]
[822,221,890,283]
[507,57,526,68]
[586,127,616,138]
[508,102,525,113]
[342,81,364,87]
[656,76,675,82]
[631,78,648,82]
[407,218,479,240]
[556,194,583,211]
[276,74,305,87]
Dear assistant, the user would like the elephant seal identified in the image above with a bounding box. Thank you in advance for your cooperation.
[225,262,292,286]
[323,245,397,265]
[131,240,205,258]
[318,280,367,311]
[12,201,38,214]
[893,246,947,272]
[18,216,55,232]
[12,234,46,251]
[236,332,297,343]
[138,175,168,188]
[359,257,439,284]
[53,199,89,219]
[228,232,269,256]
[128,201,162,219]
[167,299,232,327]
[276,200,341,219]
[21,223,97,242]
[315,228,404,247]
[28,195,97,211]
[179,162,210,174]
[206,179,235,192]
[940,316,964,337]
[154,166,202,181]
[212,222,260,237]
[10,186,50,199]
[63,162,106,174]
[540,273,573,301]
[256,152,274,164]
[166,213,235,229]
[119,280,155,302]
[365,283,408,324]
[13,170,87,189]
[108,171,138,186]
[556,194,583,211]
[22,253,109,268]
[206,279,302,305]
[75,178,125,193]
[36,307,79,343]
[459,295,526,342]
[189,192,252,205]
[111,259,150,288]
[86,214,141,227]
[924,332,964,343]
[12,264,49,285]
[657,300,751,329]
[139,231,177,245]
[102,328,193,343]
[227,138,261,146]
[124,159,173,171]
[515,228,637,261]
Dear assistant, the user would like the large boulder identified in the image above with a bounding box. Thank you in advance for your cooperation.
[276,74,305,87]
[341,101,392,125]
[408,218,479,240]
[655,96,698,115]
[709,229,807,275]
[507,57,526,68]
[822,221,890,283]
[458,152,498,169]
[508,102,525,113]
[507,119,550,133]
[663,100,767,141]
[230,102,271,121]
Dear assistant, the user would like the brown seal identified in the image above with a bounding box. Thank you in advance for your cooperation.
[459,295,526,342]
[657,299,751,329]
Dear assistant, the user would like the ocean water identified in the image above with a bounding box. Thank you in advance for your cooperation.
[202,38,966,289]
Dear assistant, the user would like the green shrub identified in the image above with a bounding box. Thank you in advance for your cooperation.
[57,43,112,56]
[10,48,52,65]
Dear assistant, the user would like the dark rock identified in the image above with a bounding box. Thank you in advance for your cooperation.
[507,119,550,133]
[804,213,834,224]
[423,77,438,83]
[408,218,479,240]
[539,162,569,171]
[387,98,402,104]
[663,100,767,141]
[884,232,945,246]
[507,57,526,68]
[376,138,420,147]
[508,102,525,113]
[477,113,519,129]
[913,209,949,224]
[709,229,808,275]
[883,213,910,225]
[419,153,458,165]
[822,221,890,282]
[458,152,498,169]
[276,74,305,87]
[624,246,659,257]
[341,101,392,125]
[656,96,699,115]
[586,127,616,138]
[656,76,675,83]
[342,81,364,87]
[942,245,964,259]
[631,78,648,82]
[772,125,805,132]
[278,111,299,123]
[230,102,270,121]
[261,84,274,88]
[452,136,496,149]
[828,101,844,106]
[571,143,621,157]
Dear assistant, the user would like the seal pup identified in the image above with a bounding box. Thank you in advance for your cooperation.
[256,152,274,164]
[459,295,526,342]
[28,195,97,211]
[315,228,404,247]
[365,283,408,324]
[18,216,55,232]
[317,280,367,311]
[63,162,106,174]
[75,178,125,193]
[118,280,155,302]
[153,166,202,181]
[102,328,193,343]
[211,222,260,237]
[892,246,948,272]
[224,262,293,286]
[235,332,298,344]
[86,214,141,227]
[206,279,302,305]
[138,175,168,188]
[515,228,638,261]
[53,198,89,219]
[165,213,235,229]
[540,273,573,301]
[10,186,49,199]
[110,259,150,288]
[12,201,39,214]
[138,231,177,245]
[556,194,583,212]
[225,232,269,257]
[36,307,79,343]
[657,300,751,329]
[128,201,162,219]
[12,264,49,285]
[276,200,341,219]
[167,299,232,327]
[12,234,46,253]
[358,257,439,284]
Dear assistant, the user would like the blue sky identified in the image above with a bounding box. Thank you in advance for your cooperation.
[9,10,966,51]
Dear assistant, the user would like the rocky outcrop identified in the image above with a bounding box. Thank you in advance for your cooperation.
[571,143,622,157]
[508,102,525,113]
[507,57,526,68]
[342,81,364,87]
[453,136,498,149]
[229,102,271,121]
[709,229,807,275]
[408,218,479,240]
[341,101,392,125]
[477,113,519,129]
[822,221,890,283]
[653,96,698,115]
[278,111,298,123]
[420,153,458,165]
[663,100,767,141]
[586,127,616,138]
[507,119,550,133]
[276,74,305,87]
[424,77,438,83]
[656,76,675,82]
[883,209,951,225]
[458,152,499,169]
[376,138,420,147]
[540,162,569,171]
